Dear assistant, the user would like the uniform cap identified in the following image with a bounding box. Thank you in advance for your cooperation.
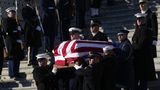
[69,27,82,32]
[88,51,102,58]
[139,0,147,4]
[103,45,114,52]
[36,53,51,61]
[135,13,147,18]
[117,30,129,35]
[5,7,16,13]
[90,19,101,27]
[69,27,82,35]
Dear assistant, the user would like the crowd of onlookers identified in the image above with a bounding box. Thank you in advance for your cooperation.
[0,0,158,90]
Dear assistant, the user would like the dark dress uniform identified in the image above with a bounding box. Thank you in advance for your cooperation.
[132,24,156,89]
[69,68,84,90]
[2,17,23,78]
[75,0,86,29]
[22,4,42,66]
[40,0,57,52]
[56,67,76,90]
[88,31,108,41]
[144,9,158,58]
[33,65,57,90]
[83,63,104,90]
[0,28,4,75]
[100,55,116,90]
[55,0,73,41]
[115,39,134,89]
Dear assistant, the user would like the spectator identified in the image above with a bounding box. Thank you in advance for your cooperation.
[132,13,156,90]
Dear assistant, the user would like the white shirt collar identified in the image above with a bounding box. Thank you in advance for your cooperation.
[91,32,98,36]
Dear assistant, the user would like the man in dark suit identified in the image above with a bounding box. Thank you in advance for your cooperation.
[132,13,156,90]
[22,0,42,66]
[88,20,108,41]
[139,0,158,58]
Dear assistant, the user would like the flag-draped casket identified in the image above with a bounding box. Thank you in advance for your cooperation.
[53,40,113,66]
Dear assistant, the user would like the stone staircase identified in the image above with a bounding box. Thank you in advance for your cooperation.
[0,0,160,90]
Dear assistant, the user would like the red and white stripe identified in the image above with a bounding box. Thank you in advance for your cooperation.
[53,40,113,66]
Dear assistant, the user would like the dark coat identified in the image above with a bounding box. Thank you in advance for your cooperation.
[145,9,158,58]
[56,67,76,90]
[100,56,116,90]
[33,65,56,90]
[40,0,57,36]
[2,17,23,60]
[83,63,102,90]
[132,24,156,81]
[88,31,108,41]
[115,39,134,88]
[55,0,74,41]
[22,5,42,47]
[69,68,84,90]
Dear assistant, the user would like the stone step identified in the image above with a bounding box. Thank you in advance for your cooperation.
[12,86,37,90]
[1,73,33,80]
[12,87,37,90]
[0,79,35,89]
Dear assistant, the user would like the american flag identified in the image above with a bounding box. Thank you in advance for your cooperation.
[53,40,113,66]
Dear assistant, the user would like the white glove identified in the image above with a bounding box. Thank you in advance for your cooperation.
[74,64,82,70]
[36,26,41,31]
[152,40,157,46]
[17,26,21,31]
[52,67,57,74]
[16,40,22,44]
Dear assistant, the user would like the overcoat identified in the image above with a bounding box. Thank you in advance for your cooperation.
[132,24,156,81]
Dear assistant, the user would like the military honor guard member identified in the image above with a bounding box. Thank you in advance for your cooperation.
[40,0,57,52]
[2,7,24,78]
[33,53,57,90]
[115,30,135,90]
[132,13,156,90]
[139,0,158,58]
[69,27,83,40]
[22,0,42,66]
[88,20,108,41]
